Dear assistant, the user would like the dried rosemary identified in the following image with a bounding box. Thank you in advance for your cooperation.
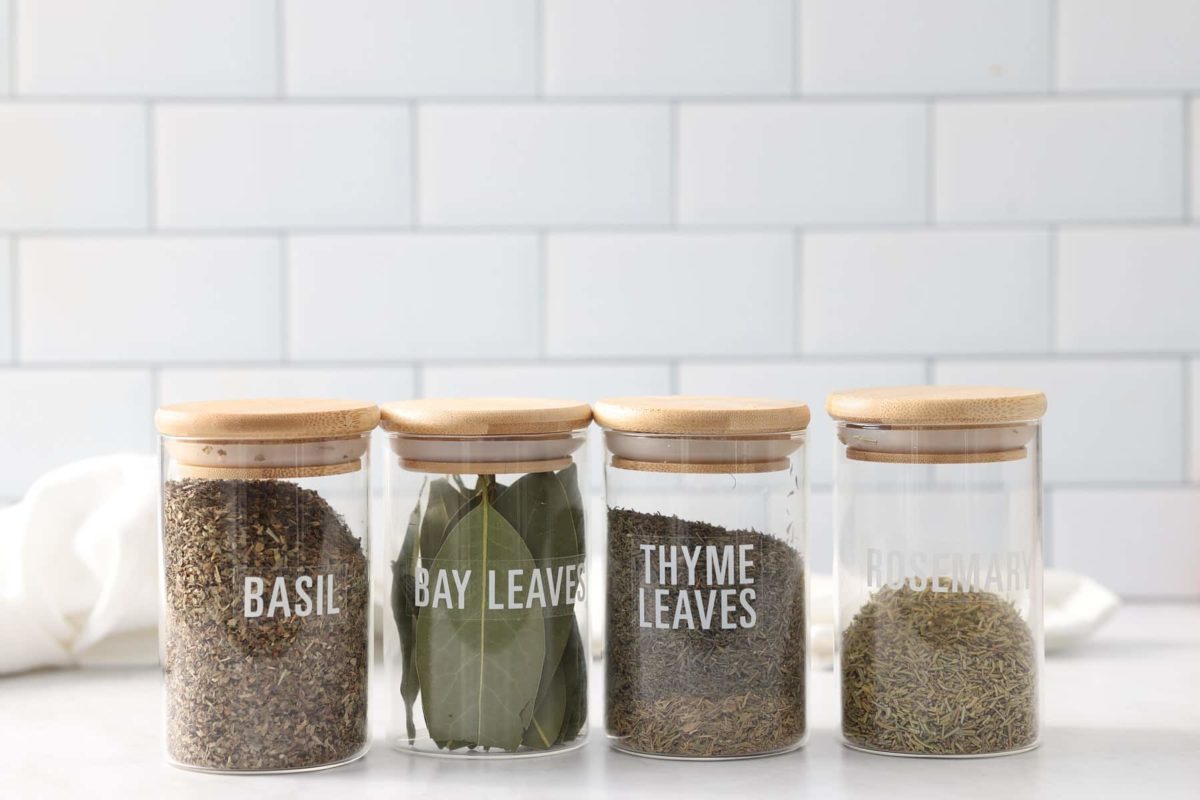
[606,508,806,758]
[841,584,1038,756]
[162,479,370,771]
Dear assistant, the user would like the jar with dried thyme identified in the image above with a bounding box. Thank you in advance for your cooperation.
[381,398,592,757]
[594,396,810,760]
[828,386,1046,758]
[155,399,377,773]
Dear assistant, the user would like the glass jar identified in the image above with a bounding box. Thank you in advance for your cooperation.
[155,399,378,773]
[381,398,592,758]
[828,386,1046,758]
[594,396,810,760]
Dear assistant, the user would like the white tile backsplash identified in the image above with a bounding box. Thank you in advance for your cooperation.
[18,237,280,363]
[802,229,1051,354]
[677,359,927,486]
[286,0,537,97]
[1052,487,1200,598]
[1057,227,1200,352]
[678,103,927,225]
[935,358,1185,484]
[287,234,540,361]
[1058,0,1200,91]
[936,98,1184,223]
[156,105,411,229]
[546,233,795,357]
[544,0,792,96]
[0,2,1195,596]
[0,105,147,230]
[16,0,276,96]
[801,0,1050,95]
[0,369,154,497]
[418,105,671,226]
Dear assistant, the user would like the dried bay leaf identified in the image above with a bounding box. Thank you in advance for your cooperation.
[521,660,567,749]
[414,493,545,751]
[419,479,462,566]
[391,479,425,743]
[556,619,587,745]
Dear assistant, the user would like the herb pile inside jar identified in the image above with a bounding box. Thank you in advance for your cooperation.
[391,467,588,753]
[606,508,806,758]
[162,478,370,771]
[841,584,1038,756]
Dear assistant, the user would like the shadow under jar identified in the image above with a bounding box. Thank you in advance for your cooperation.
[828,386,1046,758]
[594,396,810,760]
[381,398,592,758]
[155,398,378,773]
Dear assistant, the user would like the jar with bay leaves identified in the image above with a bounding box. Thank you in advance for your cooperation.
[829,386,1047,758]
[155,399,378,773]
[594,396,810,760]
[381,398,592,757]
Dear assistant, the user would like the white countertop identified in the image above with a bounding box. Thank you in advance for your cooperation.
[3,604,1198,800]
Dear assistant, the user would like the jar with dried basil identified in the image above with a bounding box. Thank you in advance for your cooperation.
[594,396,810,760]
[381,398,591,757]
[828,386,1046,758]
[155,399,377,773]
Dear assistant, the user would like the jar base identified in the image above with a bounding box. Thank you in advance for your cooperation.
[608,736,806,761]
[841,737,1041,759]
[166,741,370,775]
[389,733,588,759]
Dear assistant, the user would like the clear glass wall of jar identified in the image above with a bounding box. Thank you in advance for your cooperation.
[594,396,810,760]
[155,399,378,773]
[381,398,592,758]
[828,386,1046,758]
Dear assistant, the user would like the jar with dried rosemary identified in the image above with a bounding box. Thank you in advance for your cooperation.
[155,399,377,773]
[381,398,592,757]
[829,386,1046,758]
[595,396,810,760]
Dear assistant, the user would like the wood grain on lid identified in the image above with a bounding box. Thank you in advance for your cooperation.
[379,398,592,436]
[593,396,810,434]
[826,386,1046,425]
[154,398,380,440]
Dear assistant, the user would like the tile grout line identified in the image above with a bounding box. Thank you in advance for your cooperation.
[278,234,289,362]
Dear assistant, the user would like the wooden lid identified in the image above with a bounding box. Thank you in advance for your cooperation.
[379,398,591,436]
[155,398,380,440]
[826,386,1046,425]
[593,396,810,434]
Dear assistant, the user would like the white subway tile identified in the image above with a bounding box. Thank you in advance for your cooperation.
[156,105,410,229]
[544,0,792,96]
[0,369,154,497]
[1058,227,1200,352]
[286,0,536,97]
[1193,99,1200,220]
[809,487,833,575]
[1058,0,1200,91]
[1192,360,1200,481]
[0,105,146,230]
[418,105,670,226]
[288,234,540,360]
[934,358,1184,484]
[802,229,1050,354]
[0,1,10,94]
[0,237,10,361]
[546,233,794,357]
[18,237,281,362]
[17,0,276,96]
[1052,488,1200,598]
[678,103,927,225]
[801,0,1049,95]
[935,99,1184,223]
[158,366,414,405]
[677,359,926,486]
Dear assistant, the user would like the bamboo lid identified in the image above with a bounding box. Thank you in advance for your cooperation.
[826,386,1046,426]
[379,398,592,436]
[593,396,810,434]
[155,398,380,440]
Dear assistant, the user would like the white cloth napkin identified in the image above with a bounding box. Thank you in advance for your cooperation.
[0,455,1122,676]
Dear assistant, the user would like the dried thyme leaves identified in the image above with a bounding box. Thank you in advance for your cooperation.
[391,468,588,753]
[162,479,369,771]
[606,508,806,758]
[841,585,1037,756]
